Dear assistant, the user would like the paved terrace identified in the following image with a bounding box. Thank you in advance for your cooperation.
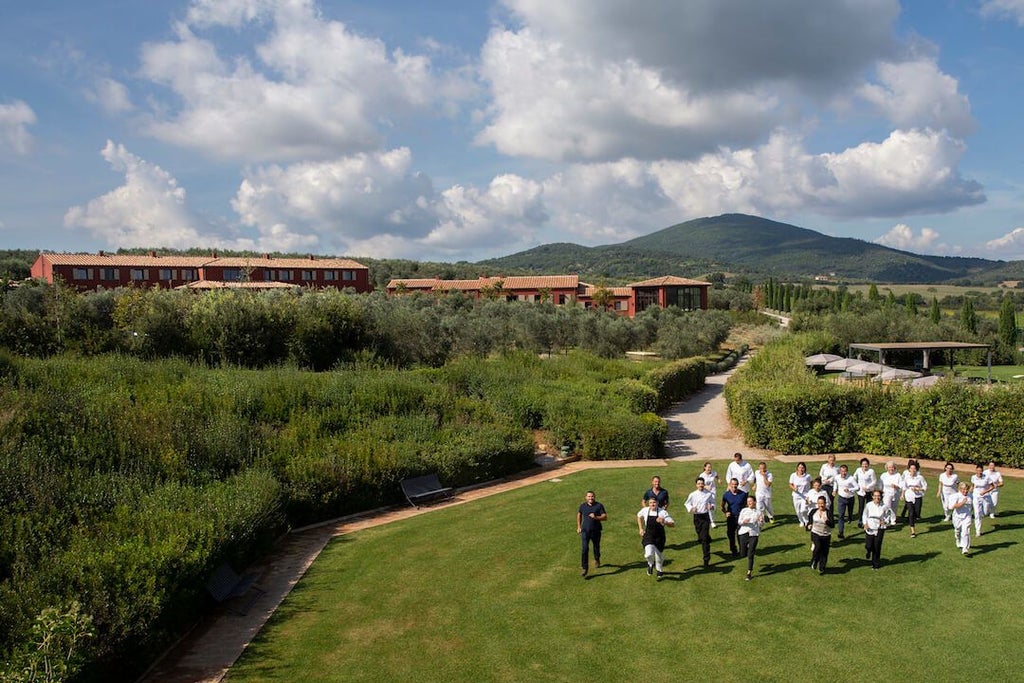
[142,359,1021,682]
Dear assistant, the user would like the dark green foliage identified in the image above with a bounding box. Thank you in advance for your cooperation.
[0,348,718,677]
[643,358,707,411]
[726,334,1024,463]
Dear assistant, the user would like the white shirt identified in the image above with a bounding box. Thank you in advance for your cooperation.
[880,471,902,497]
[789,472,811,496]
[949,493,972,523]
[637,507,674,527]
[971,473,993,497]
[727,461,756,493]
[853,467,877,496]
[987,469,1004,489]
[806,488,831,508]
[819,462,839,487]
[939,472,960,497]
[902,472,927,501]
[862,500,895,534]
[699,470,718,496]
[755,470,773,497]
[737,507,763,536]
[834,473,858,499]
[685,489,715,515]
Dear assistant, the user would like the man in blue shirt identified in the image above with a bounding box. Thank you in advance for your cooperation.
[722,478,747,557]
[643,475,669,510]
[577,490,607,578]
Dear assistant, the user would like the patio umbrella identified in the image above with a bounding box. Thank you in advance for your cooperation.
[824,358,860,371]
[909,374,943,388]
[873,368,923,381]
[846,362,888,375]
[804,353,843,366]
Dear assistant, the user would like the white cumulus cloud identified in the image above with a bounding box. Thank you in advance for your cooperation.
[139,0,456,163]
[644,128,983,220]
[63,141,207,248]
[875,224,942,251]
[0,100,36,155]
[859,58,974,136]
[985,227,1024,259]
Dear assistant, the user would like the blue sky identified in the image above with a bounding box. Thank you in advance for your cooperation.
[2,0,1024,263]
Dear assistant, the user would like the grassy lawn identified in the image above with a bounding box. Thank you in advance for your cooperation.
[228,461,1020,682]
[842,283,1008,298]
[954,364,1024,383]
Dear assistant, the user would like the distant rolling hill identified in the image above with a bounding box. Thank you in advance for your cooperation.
[480,214,1003,283]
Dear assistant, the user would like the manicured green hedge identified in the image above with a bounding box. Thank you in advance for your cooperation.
[725,334,1024,464]
[644,357,708,411]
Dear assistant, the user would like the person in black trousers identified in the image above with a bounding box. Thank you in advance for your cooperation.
[721,478,746,557]
[684,477,715,568]
[576,490,607,577]
[807,496,834,575]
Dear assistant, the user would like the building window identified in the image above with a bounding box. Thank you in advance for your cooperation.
[269,270,292,281]
[302,270,314,281]
[181,268,197,281]
[72,268,90,280]
[222,269,242,282]
[101,268,117,281]
[558,294,568,305]
[342,270,356,281]
[159,269,174,280]
[673,287,702,311]
[324,270,337,281]
[614,300,625,311]
[635,289,657,313]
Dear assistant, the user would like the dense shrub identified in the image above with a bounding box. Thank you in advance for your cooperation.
[644,358,708,411]
[0,349,717,677]
[726,333,1024,463]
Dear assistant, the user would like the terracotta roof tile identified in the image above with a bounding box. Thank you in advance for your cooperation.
[36,253,367,269]
[386,278,440,289]
[176,280,299,290]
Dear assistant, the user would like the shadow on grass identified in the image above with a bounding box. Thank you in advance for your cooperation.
[967,540,1017,556]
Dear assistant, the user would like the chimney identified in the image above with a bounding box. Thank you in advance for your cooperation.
[149,250,157,257]
[212,250,218,258]
[262,253,270,259]
[308,254,314,260]
[98,250,105,257]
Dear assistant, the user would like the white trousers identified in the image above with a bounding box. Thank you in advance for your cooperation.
[644,544,664,571]
[792,494,808,526]
[953,516,971,551]
[973,495,990,534]
[756,493,774,520]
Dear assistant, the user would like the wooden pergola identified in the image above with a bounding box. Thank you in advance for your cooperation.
[847,341,992,382]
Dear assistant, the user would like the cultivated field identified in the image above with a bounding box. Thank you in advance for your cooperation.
[228,461,1019,682]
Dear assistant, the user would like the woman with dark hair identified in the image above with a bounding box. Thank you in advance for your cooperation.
[863,489,895,570]
[789,462,811,527]
[807,496,834,574]
[736,495,764,581]
[902,461,927,537]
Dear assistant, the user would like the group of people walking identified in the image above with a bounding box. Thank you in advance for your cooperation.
[577,454,1006,580]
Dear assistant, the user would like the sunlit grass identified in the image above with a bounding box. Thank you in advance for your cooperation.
[228,461,1021,682]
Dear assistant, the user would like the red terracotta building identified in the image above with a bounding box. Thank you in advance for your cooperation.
[30,252,372,293]
[386,274,709,318]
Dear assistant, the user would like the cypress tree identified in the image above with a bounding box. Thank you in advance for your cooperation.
[929,297,941,325]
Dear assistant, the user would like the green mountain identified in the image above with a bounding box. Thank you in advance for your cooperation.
[481,214,1003,283]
